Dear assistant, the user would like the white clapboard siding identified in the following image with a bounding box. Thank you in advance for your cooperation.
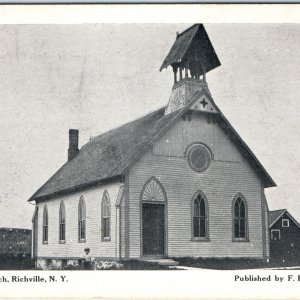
[120,197,126,259]
[36,182,121,259]
[265,201,270,257]
[115,208,119,259]
[32,208,39,258]
[153,115,243,163]
[128,115,266,259]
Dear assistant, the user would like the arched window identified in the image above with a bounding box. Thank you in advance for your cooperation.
[192,192,208,239]
[78,196,86,242]
[59,201,66,242]
[233,194,248,240]
[43,205,48,244]
[102,190,111,240]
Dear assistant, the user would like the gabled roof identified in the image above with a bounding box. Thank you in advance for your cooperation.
[212,102,276,188]
[269,209,286,227]
[160,24,221,74]
[29,88,276,202]
[269,209,300,229]
[29,106,184,201]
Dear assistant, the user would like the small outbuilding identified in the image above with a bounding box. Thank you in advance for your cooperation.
[269,209,300,263]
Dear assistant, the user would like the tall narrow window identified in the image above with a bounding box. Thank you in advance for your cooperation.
[233,194,248,240]
[59,201,66,243]
[192,192,208,239]
[102,191,111,241]
[78,196,86,242]
[43,205,48,244]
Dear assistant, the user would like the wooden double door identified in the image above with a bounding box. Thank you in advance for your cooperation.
[142,203,165,256]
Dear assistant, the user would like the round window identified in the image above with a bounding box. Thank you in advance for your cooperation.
[187,144,211,173]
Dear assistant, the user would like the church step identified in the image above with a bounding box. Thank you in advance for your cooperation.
[157,259,179,266]
[141,258,179,266]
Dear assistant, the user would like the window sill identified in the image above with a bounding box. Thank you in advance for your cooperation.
[59,240,66,244]
[42,241,48,245]
[232,238,249,242]
[191,237,210,242]
[78,239,86,243]
[102,237,111,242]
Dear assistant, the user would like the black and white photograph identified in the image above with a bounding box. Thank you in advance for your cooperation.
[0,4,299,299]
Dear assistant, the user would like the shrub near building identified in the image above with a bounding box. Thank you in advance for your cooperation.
[0,228,32,270]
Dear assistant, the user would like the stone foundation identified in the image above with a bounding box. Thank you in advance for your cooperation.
[36,258,80,270]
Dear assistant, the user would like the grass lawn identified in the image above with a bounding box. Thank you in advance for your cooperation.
[3,257,300,270]
[175,257,300,270]
[95,258,300,270]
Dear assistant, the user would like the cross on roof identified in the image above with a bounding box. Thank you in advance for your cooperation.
[200,98,208,108]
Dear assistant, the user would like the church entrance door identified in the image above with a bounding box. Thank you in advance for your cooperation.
[142,203,165,256]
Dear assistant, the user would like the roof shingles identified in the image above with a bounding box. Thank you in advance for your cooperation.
[160,24,221,74]
[30,107,182,201]
[30,89,276,202]
[269,209,286,227]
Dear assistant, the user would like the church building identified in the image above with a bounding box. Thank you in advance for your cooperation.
[29,24,276,268]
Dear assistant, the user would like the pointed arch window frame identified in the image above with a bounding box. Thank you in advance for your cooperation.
[42,205,48,244]
[191,191,210,241]
[141,177,167,203]
[78,196,86,243]
[101,190,111,241]
[59,201,66,243]
[232,193,249,242]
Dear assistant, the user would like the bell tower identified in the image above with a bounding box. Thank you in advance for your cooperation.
[160,24,221,115]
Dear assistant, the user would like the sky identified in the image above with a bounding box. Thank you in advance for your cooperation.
[0,23,299,229]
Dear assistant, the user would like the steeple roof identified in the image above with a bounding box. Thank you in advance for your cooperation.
[160,24,221,75]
